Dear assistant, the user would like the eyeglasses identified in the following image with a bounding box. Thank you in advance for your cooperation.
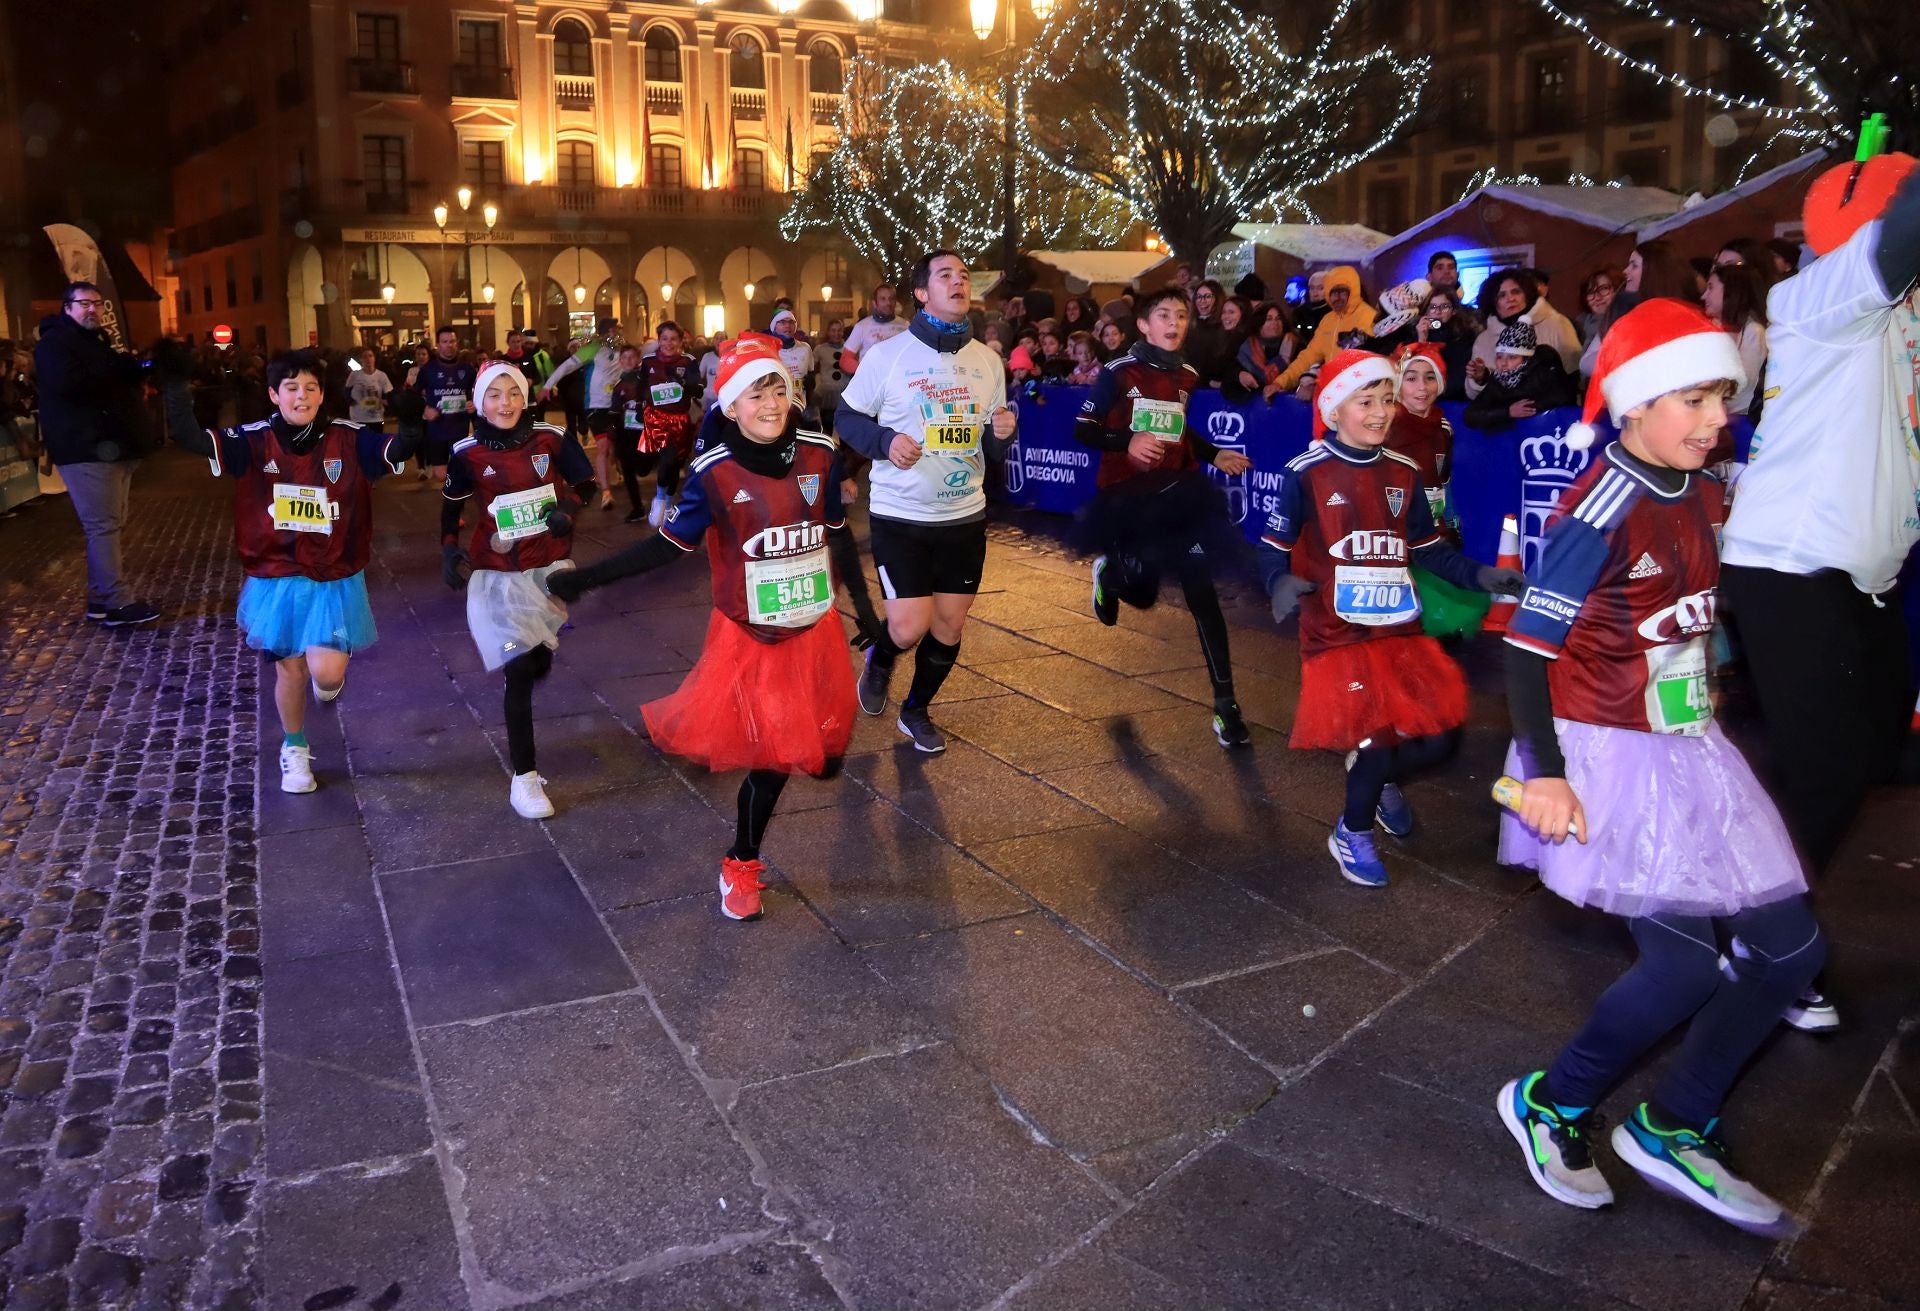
[67,298,105,308]
[1587,283,1614,295]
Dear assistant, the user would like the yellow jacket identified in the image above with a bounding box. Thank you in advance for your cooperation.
[1274,266,1378,391]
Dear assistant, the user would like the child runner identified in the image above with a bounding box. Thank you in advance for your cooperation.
[440,362,595,819]
[546,337,859,921]
[157,347,420,793]
[608,342,651,522]
[634,320,705,528]
[1076,287,1255,746]
[1389,343,1483,641]
[1260,349,1524,886]
[1496,299,1823,1234]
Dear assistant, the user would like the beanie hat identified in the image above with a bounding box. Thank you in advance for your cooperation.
[1392,341,1446,387]
[472,361,529,415]
[769,307,798,331]
[1007,345,1038,371]
[1565,298,1747,451]
[1370,279,1433,339]
[1803,153,1917,257]
[1314,348,1399,440]
[715,333,794,414]
[1494,321,1538,357]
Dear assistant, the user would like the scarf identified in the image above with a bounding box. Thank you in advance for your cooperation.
[910,310,973,355]
[472,412,537,450]
[268,412,325,454]
[1129,341,1184,372]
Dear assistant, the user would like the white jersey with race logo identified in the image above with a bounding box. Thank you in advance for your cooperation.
[840,329,1005,524]
[1721,217,1920,595]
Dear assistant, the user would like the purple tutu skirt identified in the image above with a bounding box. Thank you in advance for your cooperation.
[1498,718,1807,919]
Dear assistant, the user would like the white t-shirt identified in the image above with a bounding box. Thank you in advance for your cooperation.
[346,369,392,423]
[1722,219,1920,595]
[843,314,910,365]
[840,329,1006,524]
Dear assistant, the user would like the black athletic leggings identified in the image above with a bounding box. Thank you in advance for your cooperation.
[1343,732,1455,830]
[502,646,553,775]
[1106,536,1236,705]
[617,441,659,512]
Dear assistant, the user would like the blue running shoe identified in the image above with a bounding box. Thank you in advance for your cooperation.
[1376,782,1415,838]
[1611,1104,1792,1235]
[1327,820,1389,887]
[1496,1072,1613,1209]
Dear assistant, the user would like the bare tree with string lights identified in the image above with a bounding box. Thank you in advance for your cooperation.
[1013,0,1430,268]
[1531,0,1920,171]
[779,57,1122,283]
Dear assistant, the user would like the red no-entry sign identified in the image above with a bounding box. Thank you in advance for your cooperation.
[211,324,234,346]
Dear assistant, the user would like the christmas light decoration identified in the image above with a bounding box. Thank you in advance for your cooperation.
[1455,167,1628,202]
[1526,0,1893,177]
[780,56,1119,279]
[1014,0,1430,264]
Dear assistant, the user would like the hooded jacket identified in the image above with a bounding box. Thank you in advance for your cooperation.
[1272,266,1378,391]
[33,312,150,465]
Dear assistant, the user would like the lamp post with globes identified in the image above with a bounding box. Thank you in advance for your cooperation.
[432,185,499,344]
[971,0,1054,277]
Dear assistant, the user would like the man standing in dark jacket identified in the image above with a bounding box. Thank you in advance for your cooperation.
[34,282,159,625]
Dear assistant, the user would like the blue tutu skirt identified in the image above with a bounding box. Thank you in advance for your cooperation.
[236,572,378,659]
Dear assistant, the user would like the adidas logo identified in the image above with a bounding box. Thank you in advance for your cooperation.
[1325,492,1348,507]
[732,489,752,504]
[1126,387,1142,398]
[483,466,497,477]
[1628,552,1662,580]
[262,458,279,474]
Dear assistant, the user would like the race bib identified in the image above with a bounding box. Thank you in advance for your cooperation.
[489,485,557,543]
[1644,637,1711,735]
[1332,564,1420,626]
[1130,397,1186,442]
[649,381,684,407]
[622,405,643,430]
[744,548,833,629]
[921,401,982,453]
[438,394,466,413]
[1425,486,1448,522]
[270,483,335,535]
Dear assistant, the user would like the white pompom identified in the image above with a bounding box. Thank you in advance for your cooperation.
[1564,421,1597,451]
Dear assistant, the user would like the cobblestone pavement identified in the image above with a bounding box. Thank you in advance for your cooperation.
[3,450,1918,1311]
[0,454,261,1310]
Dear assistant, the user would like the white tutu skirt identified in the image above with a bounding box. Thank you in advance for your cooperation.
[466,562,573,672]
[1498,718,1807,919]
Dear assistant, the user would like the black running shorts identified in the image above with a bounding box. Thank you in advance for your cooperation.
[585,408,614,436]
[868,515,987,599]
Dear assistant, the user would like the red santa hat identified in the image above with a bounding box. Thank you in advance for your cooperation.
[715,332,794,414]
[1313,348,1399,440]
[1565,298,1746,451]
[1391,341,1446,388]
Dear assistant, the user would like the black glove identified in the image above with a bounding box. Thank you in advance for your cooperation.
[389,389,426,423]
[545,493,583,537]
[441,543,471,591]
[149,337,194,384]
[1268,574,1318,625]
[545,567,588,603]
[1476,565,1528,597]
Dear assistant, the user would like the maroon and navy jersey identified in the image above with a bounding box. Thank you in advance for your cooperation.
[1506,443,1725,735]
[1259,440,1447,656]
[637,354,701,454]
[442,422,593,573]
[414,358,477,444]
[1074,354,1202,490]
[207,418,401,580]
[661,431,847,643]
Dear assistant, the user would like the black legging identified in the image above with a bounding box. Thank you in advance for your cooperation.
[731,770,788,860]
[503,646,553,775]
[1343,731,1455,830]
[1106,544,1236,705]
[617,441,659,513]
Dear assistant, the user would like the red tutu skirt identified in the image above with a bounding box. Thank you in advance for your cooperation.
[1291,634,1468,751]
[642,609,856,776]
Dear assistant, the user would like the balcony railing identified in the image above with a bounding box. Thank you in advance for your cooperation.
[731,88,767,121]
[451,64,516,99]
[557,187,599,213]
[514,184,782,221]
[646,82,683,114]
[350,59,417,95]
[808,91,843,120]
[554,75,595,109]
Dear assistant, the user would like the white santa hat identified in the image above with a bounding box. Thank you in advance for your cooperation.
[1313,348,1399,439]
[473,361,529,415]
[715,333,795,414]
[1565,298,1747,451]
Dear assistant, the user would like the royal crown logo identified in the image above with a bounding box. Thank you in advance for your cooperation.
[1519,424,1593,573]
[1207,411,1245,441]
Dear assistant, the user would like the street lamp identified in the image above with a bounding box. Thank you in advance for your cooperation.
[380,243,396,303]
[435,190,499,340]
[821,283,833,302]
[972,0,1051,276]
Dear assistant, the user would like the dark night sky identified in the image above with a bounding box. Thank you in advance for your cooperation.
[7,0,171,233]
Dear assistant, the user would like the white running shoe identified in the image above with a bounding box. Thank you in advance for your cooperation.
[510,772,555,819]
[279,743,316,794]
[648,492,669,528]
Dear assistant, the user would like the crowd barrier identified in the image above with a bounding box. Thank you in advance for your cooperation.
[998,386,1920,679]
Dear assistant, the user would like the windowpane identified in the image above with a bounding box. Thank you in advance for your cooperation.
[458,20,502,68]
[462,139,505,189]
[557,140,596,188]
[648,143,683,188]
[729,33,765,89]
[808,42,842,94]
[361,135,406,191]
[554,19,593,76]
[356,13,399,62]
[734,147,764,190]
[644,29,680,82]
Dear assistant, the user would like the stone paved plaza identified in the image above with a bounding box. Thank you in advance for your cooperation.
[1,449,1917,1310]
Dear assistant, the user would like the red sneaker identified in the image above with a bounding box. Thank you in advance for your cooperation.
[719,857,766,921]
